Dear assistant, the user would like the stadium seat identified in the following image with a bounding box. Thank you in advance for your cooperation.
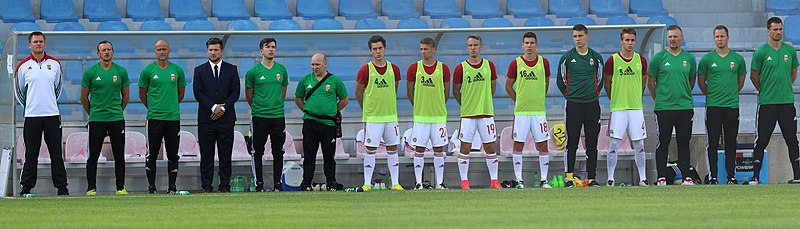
[316,138,350,160]
[339,0,377,20]
[226,20,259,31]
[784,15,800,43]
[766,0,800,15]
[589,0,627,18]
[269,19,302,30]
[606,15,636,25]
[423,0,462,19]
[465,0,503,19]
[161,131,200,162]
[630,0,668,17]
[127,0,164,22]
[507,0,545,18]
[212,0,250,21]
[647,15,677,26]
[549,0,587,18]
[254,0,293,20]
[0,0,35,22]
[84,0,121,22]
[139,21,172,31]
[524,17,555,27]
[355,18,386,29]
[402,129,436,158]
[53,22,84,31]
[312,19,344,30]
[96,21,129,31]
[297,0,335,19]
[397,18,429,29]
[597,125,634,156]
[355,129,389,159]
[169,0,208,21]
[64,132,108,163]
[448,128,485,156]
[183,20,216,31]
[123,131,148,162]
[566,16,597,26]
[264,132,302,161]
[439,18,471,28]
[482,18,513,28]
[548,127,586,157]
[382,0,420,19]
[16,134,53,164]
[229,131,249,161]
[40,0,78,22]
[498,127,538,157]
[11,22,42,32]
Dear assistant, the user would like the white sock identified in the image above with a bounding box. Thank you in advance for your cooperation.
[486,153,499,180]
[539,154,550,181]
[607,138,621,182]
[458,154,469,181]
[387,151,399,186]
[434,153,445,185]
[512,152,523,182]
[413,153,424,184]
[633,140,646,181]
[363,153,376,185]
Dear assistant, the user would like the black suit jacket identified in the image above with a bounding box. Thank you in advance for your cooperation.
[193,60,240,124]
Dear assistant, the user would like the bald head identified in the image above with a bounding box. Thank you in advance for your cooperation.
[154,39,171,62]
[311,53,328,77]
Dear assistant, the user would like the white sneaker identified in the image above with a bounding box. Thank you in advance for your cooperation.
[748,178,759,185]
[540,181,552,189]
[639,180,649,187]
[682,177,695,186]
[657,177,667,186]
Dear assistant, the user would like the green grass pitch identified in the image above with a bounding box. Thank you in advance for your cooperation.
[2,185,799,228]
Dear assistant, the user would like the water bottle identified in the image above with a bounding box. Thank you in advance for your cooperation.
[619,183,627,187]
[174,191,190,195]
[344,187,357,192]
[532,172,540,188]
[249,177,256,192]
[22,194,36,198]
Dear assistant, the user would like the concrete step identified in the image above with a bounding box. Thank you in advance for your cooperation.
[664,0,765,13]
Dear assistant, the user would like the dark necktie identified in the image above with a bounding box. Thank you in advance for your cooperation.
[214,65,219,78]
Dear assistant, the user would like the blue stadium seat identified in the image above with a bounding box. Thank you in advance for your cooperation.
[382,0,419,19]
[397,18,429,29]
[355,18,386,29]
[212,0,250,21]
[84,0,121,22]
[523,17,555,27]
[606,15,636,25]
[630,0,668,17]
[183,20,216,31]
[54,22,85,31]
[269,19,302,30]
[226,20,259,31]
[312,19,344,30]
[97,21,129,31]
[40,0,79,22]
[784,15,800,43]
[566,16,597,26]
[127,0,164,22]
[424,0,462,19]
[297,0,335,19]
[647,15,677,26]
[140,21,172,31]
[0,0,35,22]
[466,0,503,19]
[11,22,42,32]
[482,18,513,28]
[549,0,587,18]
[766,0,800,15]
[439,18,471,28]
[254,0,293,20]
[507,0,545,18]
[169,0,207,21]
[589,0,627,18]
[339,0,377,20]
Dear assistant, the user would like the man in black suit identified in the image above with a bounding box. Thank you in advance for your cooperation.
[193,38,241,192]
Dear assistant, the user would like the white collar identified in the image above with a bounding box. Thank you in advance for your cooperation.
[209,60,222,70]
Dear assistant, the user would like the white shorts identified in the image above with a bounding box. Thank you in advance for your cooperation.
[364,122,400,147]
[411,123,448,148]
[513,115,550,143]
[459,117,496,144]
[609,110,647,140]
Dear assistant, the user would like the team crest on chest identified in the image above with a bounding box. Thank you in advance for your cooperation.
[171,74,176,81]
[730,62,735,69]
[113,75,118,83]
[785,54,789,62]
[589,58,594,66]
[682,61,687,68]
[325,84,331,91]
[276,73,281,81]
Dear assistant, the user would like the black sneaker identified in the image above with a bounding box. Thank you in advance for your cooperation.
[327,182,344,191]
[708,177,718,185]
[272,184,283,192]
[414,183,424,190]
[788,179,800,184]
[747,177,759,185]
[300,184,313,191]
[606,180,615,187]
[57,188,70,195]
[19,188,31,196]
[148,186,157,194]
[587,180,601,187]
[422,180,434,189]
[435,183,448,190]
[727,178,738,185]
[564,180,574,188]
[167,187,177,194]
[255,182,265,192]
[501,180,512,188]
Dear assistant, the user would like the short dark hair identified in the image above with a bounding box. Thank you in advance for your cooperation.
[467,34,482,44]
[713,25,729,36]
[667,25,683,32]
[368,35,386,49]
[620,28,636,39]
[420,37,436,48]
[572,24,588,34]
[523,32,537,42]
[96,40,113,52]
[206,37,224,49]
[28,31,45,44]
[259,37,277,49]
[767,17,782,29]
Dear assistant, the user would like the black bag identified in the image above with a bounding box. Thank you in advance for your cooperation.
[304,73,343,138]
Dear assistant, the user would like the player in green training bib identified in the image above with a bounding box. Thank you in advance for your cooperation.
[80,40,130,195]
[452,34,500,189]
[407,37,450,190]
[138,39,186,194]
[749,17,800,185]
[602,28,649,187]
[355,35,403,191]
[647,25,696,186]
[504,32,551,189]
[698,25,747,185]
[245,38,289,192]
